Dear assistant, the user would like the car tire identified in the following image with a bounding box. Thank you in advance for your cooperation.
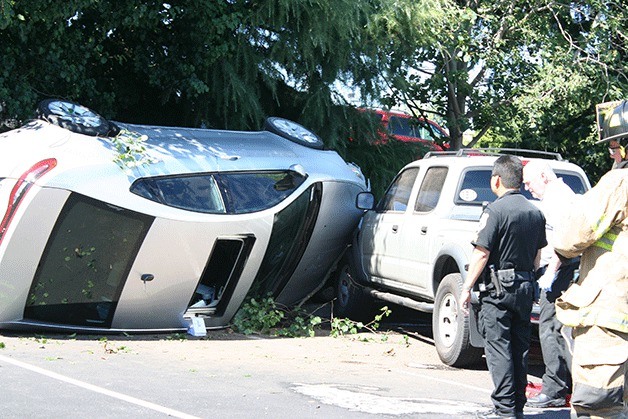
[432,273,484,367]
[333,258,375,322]
[36,99,120,137]
[263,117,324,149]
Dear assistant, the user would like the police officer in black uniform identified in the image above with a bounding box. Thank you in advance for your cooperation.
[460,155,547,419]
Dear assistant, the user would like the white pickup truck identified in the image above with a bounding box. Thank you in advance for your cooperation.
[334,149,590,367]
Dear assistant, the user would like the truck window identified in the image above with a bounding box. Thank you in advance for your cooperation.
[377,167,419,212]
[455,168,589,206]
[415,167,448,212]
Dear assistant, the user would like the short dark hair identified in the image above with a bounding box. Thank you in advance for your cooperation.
[492,155,523,189]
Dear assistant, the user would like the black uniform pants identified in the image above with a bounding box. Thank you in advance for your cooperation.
[538,261,577,399]
[480,280,534,415]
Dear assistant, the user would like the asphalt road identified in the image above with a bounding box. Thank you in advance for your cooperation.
[0,308,570,418]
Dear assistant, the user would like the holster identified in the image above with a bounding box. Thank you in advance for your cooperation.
[489,265,503,297]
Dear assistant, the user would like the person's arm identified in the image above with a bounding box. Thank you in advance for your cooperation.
[460,246,490,315]
[537,251,561,291]
[534,248,543,272]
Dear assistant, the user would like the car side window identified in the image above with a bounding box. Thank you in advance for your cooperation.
[414,166,448,212]
[377,168,419,212]
[387,116,413,137]
[130,170,306,214]
[416,125,430,141]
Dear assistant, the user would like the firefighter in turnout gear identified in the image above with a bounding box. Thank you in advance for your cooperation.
[552,100,628,418]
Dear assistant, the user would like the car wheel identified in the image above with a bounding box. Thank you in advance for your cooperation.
[432,273,484,367]
[333,259,374,322]
[36,99,120,137]
[263,117,324,149]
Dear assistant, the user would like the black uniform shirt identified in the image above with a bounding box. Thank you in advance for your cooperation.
[472,190,547,271]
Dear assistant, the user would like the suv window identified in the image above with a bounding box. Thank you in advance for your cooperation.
[415,167,448,212]
[377,168,419,212]
[250,183,322,297]
[131,170,306,214]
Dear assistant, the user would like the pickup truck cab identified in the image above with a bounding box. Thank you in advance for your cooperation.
[334,149,590,367]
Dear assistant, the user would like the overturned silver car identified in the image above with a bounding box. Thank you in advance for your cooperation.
[0,100,368,333]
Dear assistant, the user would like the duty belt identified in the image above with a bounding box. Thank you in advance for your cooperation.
[483,267,534,296]
[513,270,535,281]
[495,268,535,283]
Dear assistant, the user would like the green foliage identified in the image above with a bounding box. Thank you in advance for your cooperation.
[274,307,323,338]
[0,0,379,131]
[376,0,626,184]
[232,295,322,338]
[232,296,284,335]
[110,129,158,172]
[99,336,130,354]
[0,0,624,188]
[33,335,48,345]
[0,341,5,349]
[329,306,392,339]
[233,297,396,341]
[165,333,188,341]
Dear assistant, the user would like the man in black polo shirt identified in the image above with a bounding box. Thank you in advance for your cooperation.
[460,155,547,419]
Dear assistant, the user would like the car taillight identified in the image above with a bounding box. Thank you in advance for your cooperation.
[0,158,57,246]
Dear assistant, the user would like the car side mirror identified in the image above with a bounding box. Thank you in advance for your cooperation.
[356,192,375,210]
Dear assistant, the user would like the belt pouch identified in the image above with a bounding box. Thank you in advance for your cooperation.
[497,268,515,287]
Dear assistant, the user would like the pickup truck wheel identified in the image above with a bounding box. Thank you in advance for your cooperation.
[433,273,484,367]
[333,260,374,322]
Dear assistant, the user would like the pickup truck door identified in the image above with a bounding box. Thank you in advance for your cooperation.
[395,166,449,290]
[360,167,419,282]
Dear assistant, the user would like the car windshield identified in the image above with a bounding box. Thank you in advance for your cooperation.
[131,170,306,214]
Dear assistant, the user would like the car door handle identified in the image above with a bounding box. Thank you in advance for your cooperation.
[420,226,427,234]
[392,225,398,233]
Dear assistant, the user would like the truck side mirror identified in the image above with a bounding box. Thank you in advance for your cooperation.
[356,192,375,210]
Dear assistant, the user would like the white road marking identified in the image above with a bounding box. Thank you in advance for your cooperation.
[293,383,484,415]
[0,354,200,419]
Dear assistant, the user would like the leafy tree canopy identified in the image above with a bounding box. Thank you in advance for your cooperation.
[376,0,627,182]
[1,0,626,191]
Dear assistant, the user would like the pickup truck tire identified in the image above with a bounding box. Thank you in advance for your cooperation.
[433,273,484,367]
[333,259,375,322]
